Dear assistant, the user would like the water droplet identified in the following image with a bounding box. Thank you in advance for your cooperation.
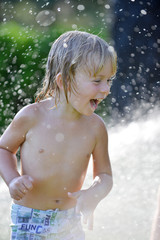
[108,46,114,53]
[36,10,56,26]
[77,5,85,11]
[12,56,17,64]
[99,13,104,17]
[55,133,64,142]
[72,24,77,29]
[141,9,147,15]
[18,89,22,94]
[134,26,140,32]
[151,25,157,31]
[119,27,124,32]
[112,98,116,103]
[104,4,110,9]
[63,43,68,48]
[46,124,51,129]
[65,0,70,4]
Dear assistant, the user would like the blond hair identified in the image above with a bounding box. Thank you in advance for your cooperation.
[36,31,117,104]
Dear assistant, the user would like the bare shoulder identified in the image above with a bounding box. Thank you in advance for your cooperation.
[89,113,108,137]
[13,98,53,128]
[13,102,39,129]
[0,102,41,152]
[0,98,53,152]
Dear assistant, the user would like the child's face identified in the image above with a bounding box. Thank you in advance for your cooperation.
[68,60,113,116]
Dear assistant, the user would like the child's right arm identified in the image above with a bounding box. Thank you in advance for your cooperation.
[0,106,35,200]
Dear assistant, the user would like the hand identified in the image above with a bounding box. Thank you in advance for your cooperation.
[68,190,97,230]
[9,175,33,201]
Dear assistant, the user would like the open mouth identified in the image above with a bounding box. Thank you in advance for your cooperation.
[90,99,101,110]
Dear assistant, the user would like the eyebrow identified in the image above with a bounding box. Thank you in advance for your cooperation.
[95,74,109,79]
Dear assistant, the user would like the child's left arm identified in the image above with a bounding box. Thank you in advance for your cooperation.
[68,117,113,230]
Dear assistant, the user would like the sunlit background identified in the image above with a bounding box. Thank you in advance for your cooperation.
[0,0,160,239]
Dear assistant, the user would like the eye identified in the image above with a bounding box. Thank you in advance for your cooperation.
[94,79,101,84]
[107,79,113,86]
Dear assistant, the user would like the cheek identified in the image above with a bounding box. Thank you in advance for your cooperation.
[69,94,81,107]
[88,84,99,94]
[73,99,80,107]
[82,83,98,94]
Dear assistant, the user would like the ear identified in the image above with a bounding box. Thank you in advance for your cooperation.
[55,73,63,89]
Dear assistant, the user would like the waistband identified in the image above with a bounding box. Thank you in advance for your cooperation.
[11,203,77,219]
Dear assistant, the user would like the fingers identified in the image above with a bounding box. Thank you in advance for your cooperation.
[17,176,33,194]
[68,191,81,199]
[12,190,24,201]
[68,190,94,230]
[75,202,81,214]
[9,175,34,201]
[82,212,94,230]
[82,213,88,224]
[19,177,33,194]
[22,176,33,191]
[88,213,94,230]
[10,185,26,201]
[68,191,81,214]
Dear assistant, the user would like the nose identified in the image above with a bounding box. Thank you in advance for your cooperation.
[100,81,110,95]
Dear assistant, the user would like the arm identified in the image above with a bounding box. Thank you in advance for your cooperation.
[150,187,160,240]
[0,106,35,200]
[68,116,113,229]
[0,148,20,186]
[89,116,113,202]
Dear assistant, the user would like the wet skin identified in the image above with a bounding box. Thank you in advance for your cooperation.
[17,101,97,210]
[0,63,112,211]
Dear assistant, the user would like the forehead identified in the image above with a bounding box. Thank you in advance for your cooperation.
[74,60,113,87]
[79,59,113,79]
[94,60,112,79]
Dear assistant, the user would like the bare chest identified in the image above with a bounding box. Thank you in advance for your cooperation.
[22,120,95,170]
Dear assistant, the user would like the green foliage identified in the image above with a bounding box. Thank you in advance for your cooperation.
[0,22,65,133]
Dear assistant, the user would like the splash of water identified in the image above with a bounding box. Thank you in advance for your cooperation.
[0,108,160,239]
[84,107,160,240]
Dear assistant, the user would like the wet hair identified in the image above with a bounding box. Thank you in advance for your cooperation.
[36,30,117,104]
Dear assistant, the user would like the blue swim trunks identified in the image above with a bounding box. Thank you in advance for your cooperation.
[10,203,85,240]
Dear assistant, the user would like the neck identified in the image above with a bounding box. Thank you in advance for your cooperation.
[54,99,82,121]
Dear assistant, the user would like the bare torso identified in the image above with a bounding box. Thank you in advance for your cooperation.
[14,99,97,210]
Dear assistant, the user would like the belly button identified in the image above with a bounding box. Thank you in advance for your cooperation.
[39,148,44,153]
[55,200,60,204]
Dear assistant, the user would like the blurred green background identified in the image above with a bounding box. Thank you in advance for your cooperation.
[0,0,113,134]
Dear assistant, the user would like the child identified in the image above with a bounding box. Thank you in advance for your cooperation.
[0,31,117,240]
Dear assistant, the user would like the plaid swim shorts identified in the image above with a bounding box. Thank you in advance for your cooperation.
[10,203,85,240]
